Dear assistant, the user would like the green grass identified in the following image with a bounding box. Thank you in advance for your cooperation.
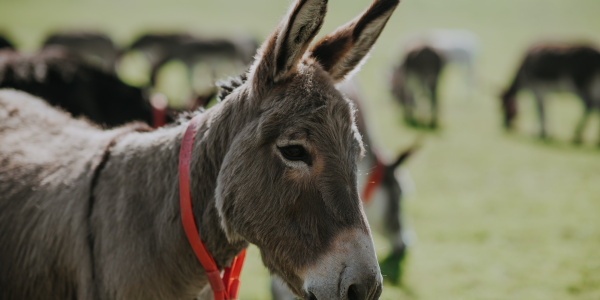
[2,0,600,299]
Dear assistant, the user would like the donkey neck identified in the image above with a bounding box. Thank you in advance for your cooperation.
[96,91,252,294]
[186,89,254,264]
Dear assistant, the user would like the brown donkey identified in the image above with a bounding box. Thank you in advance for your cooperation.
[0,47,160,128]
[501,43,600,144]
[0,0,400,299]
[126,33,258,88]
[342,80,416,285]
[42,31,121,74]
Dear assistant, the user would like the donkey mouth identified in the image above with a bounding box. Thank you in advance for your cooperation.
[304,272,383,300]
[300,228,383,300]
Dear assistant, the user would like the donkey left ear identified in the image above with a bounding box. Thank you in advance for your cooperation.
[309,0,400,83]
[252,0,328,89]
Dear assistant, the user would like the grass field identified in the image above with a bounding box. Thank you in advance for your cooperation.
[2,0,600,299]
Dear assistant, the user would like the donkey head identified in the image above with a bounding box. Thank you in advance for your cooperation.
[213,0,399,299]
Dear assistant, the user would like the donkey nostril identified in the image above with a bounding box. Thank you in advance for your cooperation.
[348,285,358,300]
[347,284,364,300]
[305,291,318,300]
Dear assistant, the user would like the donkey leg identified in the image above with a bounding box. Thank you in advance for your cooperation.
[403,90,416,127]
[429,79,439,129]
[573,104,591,145]
[533,91,548,139]
[596,110,600,148]
[380,170,406,285]
[149,62,165,87]
[597,111,600,147]
[149,55,174,87]
[573,90,595,144]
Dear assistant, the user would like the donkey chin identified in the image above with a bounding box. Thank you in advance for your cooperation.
[300,229,383,300]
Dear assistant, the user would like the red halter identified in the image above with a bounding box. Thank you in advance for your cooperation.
[179,114,246,300]
[361,157,386,205]
[151,94,168,128]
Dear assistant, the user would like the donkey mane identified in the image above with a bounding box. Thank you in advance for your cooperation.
[217,73,248,102]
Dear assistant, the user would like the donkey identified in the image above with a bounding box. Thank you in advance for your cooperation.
[501,43,600,144]
[127,33,257,87]
[0,47,159,127]
[341,80,416,285]
[0,47,216,128]
[0,34,14,50]
[0,1,400,299]
[271,79,417,299]
[42,31,121,73]
[391,44,446,128]
[404,29,478,88]
[173,36,258,80]
[126,33,195,85]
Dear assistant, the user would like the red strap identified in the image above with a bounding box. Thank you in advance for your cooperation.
[151,94,168,128]
[178,115,245,300]
[227,248,246,299]
[361,157,386,205]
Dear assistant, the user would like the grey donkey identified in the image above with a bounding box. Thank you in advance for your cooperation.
[0,0,400,299]
[390,44,446,129]
[271,80,417,300]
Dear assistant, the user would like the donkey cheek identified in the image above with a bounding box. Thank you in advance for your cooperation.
[311,153,325,176]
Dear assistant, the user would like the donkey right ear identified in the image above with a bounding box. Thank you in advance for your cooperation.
[251,0,328,88]
[309,0,400,83]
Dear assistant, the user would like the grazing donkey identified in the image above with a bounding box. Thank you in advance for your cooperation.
[127,33,258,87]
[341,80,416,285]
[126,33,194,85]
[501,43,600,144]
[391,44,446,128]
[0,1,400,300]
[404,29,478,88]
[0,47,158,128]
[42,31,121,73]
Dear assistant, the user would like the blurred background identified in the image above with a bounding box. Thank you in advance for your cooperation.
[1,0,599,299]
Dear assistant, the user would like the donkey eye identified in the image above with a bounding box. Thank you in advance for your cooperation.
[278,145,310,163]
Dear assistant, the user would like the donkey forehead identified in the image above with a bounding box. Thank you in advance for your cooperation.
[260,64,363,149]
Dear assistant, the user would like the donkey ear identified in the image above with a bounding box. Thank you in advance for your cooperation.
[309,0,400,83]
[252,0,328,86]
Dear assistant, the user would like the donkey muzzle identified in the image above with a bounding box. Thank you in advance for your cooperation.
[301,228,382,300]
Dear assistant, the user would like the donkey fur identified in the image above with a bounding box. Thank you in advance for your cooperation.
[0,0,400,299]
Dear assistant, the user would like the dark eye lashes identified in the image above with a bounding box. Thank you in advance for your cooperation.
[278,145,311,165]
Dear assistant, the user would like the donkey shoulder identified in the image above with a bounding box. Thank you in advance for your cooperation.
[0,88,152,299]
[0,89,139,168]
